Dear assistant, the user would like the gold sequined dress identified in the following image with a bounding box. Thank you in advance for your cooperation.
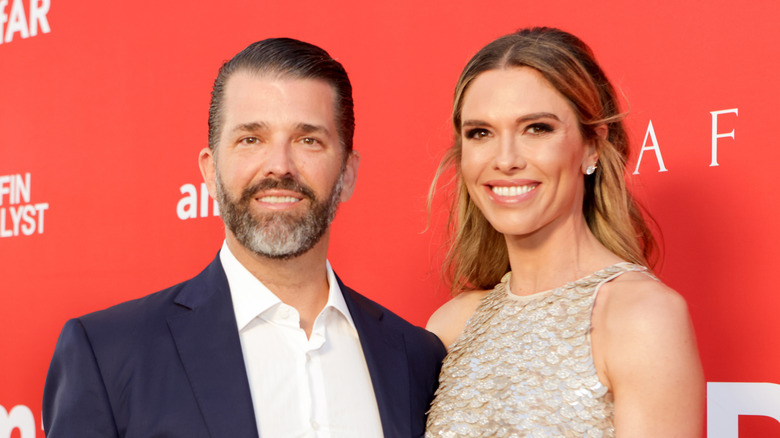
[426,263,650,438]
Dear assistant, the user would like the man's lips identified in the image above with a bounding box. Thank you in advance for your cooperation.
[254,189,304,206]
[241,176,316,205]
[258,195,300,204]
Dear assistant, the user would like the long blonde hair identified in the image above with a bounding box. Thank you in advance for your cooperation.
[432,27,657,293]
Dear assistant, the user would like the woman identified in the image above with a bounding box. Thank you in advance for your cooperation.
[426,27,703,437]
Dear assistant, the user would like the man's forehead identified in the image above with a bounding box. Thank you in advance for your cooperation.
[221,71,338,128]
[224,69,336,99]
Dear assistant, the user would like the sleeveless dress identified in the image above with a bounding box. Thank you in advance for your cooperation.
[426,262,652,438]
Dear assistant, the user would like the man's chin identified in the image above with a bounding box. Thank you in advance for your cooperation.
[251,210,308,226]
[243,233,318,261]
[250,248,305,261]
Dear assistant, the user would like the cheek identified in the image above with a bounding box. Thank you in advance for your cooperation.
[459,147,487,183]
[459,152,490,211]
[541,150,586,199]
[218,158,258,189]
[543,137,587,176]
[298,157,344,192]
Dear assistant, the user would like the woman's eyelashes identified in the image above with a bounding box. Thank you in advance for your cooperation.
[465,128,491,140]
[525,123,554,135]
[463,122,555,141]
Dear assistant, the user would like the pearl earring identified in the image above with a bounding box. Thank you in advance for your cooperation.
[585,165,597,175]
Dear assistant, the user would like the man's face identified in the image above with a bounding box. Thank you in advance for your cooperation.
[199,71,359,259]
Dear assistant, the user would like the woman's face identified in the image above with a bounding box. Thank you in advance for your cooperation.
[459,67,597,238]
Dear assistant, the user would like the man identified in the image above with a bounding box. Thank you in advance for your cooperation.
[43,38,446,438]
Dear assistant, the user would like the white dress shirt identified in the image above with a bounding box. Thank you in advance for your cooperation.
[220,242,384,438]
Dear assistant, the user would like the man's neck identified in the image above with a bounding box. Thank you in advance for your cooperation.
[225,232,331,337]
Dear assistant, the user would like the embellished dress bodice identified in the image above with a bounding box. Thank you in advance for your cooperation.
[426,263,650,438]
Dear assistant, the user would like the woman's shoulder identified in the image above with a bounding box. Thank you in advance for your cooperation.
[592,269,704,435]
[600,270,690,324]
[426,289,490,350]
[594,269,697,382]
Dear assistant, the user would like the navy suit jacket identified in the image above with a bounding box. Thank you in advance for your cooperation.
[43,255,446,437]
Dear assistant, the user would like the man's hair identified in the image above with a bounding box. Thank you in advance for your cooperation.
[208,38,355,155]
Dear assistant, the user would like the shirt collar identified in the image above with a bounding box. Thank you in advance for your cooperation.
[220,241,355,331]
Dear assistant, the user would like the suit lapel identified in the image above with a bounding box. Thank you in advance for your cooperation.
[340,278,411,438]
[167,256,259,438]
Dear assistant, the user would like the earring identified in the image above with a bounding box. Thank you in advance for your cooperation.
[585,165,597,175]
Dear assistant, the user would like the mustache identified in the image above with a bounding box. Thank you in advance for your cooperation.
[240,176,316,203]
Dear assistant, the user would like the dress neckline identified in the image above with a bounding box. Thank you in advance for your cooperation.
[502,262,642,303]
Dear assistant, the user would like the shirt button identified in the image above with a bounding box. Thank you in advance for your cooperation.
[280,308,290,318]
[311,419,320,430]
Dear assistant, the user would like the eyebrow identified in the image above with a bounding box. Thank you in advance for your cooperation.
[230,122,267,134]
[295,123,331,136]
[462,112,561,128]
[228,122,331,136]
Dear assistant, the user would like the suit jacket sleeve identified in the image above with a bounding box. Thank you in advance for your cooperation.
[43,318,120,438]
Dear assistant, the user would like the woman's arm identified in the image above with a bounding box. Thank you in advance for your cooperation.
[426,289,487,350]
[593,275,704,437]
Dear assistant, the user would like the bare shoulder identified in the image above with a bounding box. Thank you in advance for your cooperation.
[426,289,489,350]
[597,271,691,331]
[592,270,703,436]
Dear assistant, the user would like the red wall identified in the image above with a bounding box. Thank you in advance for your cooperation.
[2,0,778,436]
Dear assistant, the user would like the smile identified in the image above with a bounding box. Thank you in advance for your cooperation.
[258,195,301,204]
[490,184,537,197]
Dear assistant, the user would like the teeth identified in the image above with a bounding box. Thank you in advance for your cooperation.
[259,196,299,204]
[491,185,535,197]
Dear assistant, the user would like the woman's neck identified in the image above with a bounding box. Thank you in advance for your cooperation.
[503,215,620,296]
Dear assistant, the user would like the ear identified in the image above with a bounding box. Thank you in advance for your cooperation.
[198,147,218,199]
[582,124,606,172]
[594,123,608,141]
[338,150,360,202]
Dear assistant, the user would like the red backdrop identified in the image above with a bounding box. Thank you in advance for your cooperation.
[2,0,779,436]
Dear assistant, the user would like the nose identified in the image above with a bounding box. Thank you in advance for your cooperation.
[261,137,298,178]
[493,134,525,173]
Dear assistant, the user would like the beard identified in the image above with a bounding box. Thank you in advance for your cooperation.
[215,170,343,260]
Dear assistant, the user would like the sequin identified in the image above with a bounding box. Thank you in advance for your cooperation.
[427,263,651,437]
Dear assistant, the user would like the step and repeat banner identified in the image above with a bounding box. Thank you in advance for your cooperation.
[1,0,778,436]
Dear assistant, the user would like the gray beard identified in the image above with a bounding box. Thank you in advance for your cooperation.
[215,171,343,260]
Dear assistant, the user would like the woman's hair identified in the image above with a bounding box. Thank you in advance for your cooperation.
[433,26,657,293]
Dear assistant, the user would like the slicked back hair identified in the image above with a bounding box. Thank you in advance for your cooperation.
[208,38,355,158]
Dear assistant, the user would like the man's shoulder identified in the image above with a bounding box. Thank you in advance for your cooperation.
[341,285,446,354]
[342,286,411,327]
[78,279,188,327]
[75,256,224,336]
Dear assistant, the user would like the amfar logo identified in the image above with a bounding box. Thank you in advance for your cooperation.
[0,0,50,45]
[0,172,49,238]
[177,182,219,220]
[0,405,37,438]
[632,108,738,174]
